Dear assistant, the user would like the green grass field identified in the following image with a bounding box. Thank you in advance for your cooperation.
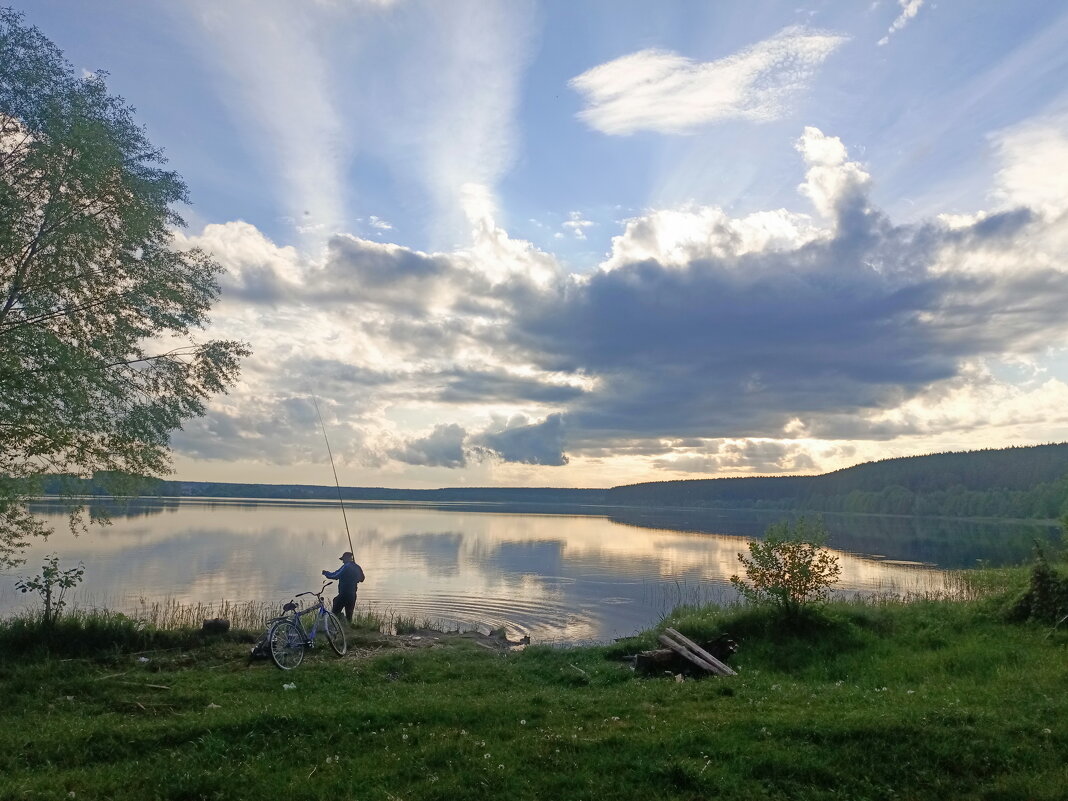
[1,570,1066,801]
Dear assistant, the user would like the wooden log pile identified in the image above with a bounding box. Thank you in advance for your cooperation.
[634,628,737,677]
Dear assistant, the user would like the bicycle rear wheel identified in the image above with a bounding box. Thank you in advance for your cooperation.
[268,619,305,670]
[323,611,347,656]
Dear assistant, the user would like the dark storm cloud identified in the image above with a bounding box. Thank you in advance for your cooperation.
[435,368,585,405]
[389,424,468,468]
[493,209,1068,443]
[473,414,569,466]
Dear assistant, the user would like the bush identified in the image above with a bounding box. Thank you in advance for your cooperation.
[1008,544,1068,625]
[730,517,842,618]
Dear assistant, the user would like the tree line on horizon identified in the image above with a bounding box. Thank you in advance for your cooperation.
[46,442,1068,523]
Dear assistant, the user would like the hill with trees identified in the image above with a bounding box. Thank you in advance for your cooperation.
[604,443,1068,519]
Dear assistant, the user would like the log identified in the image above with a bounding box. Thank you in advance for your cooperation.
[634,648,678,674]
[664,628,737,676]
[657,633,720,673]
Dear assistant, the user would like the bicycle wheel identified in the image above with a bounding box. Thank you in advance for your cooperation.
[268,619,305,670]
[323,611,347,656]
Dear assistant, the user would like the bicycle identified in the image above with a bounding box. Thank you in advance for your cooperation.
[258,581,348,670]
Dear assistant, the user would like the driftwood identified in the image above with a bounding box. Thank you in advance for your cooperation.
[639,628,738,677]
[664,628,737,676]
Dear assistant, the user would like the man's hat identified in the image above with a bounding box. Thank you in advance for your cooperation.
[339,551,353,560]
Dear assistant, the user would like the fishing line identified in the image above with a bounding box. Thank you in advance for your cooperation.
[312,396,355,557]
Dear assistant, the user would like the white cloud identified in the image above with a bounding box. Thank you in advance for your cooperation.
[603,205,818,271]
[795,126,873,223]
[878,0,926,46]
[185,0,349,239]
[562,211,594,240]
[990,113,1068,217]
[570,26,847,135]
[356,2,537,249]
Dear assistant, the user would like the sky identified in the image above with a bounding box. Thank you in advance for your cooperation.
[14,0,1068,489]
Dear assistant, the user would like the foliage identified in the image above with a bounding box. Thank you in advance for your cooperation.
[1007,543,1068,625]
[730,517,842,616]
[0,9,248,566]
[14,552,84,625]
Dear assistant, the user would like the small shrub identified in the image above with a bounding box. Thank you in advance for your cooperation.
[730,517,841,618]
[1008,544,1068,624]
[15,553,84,625]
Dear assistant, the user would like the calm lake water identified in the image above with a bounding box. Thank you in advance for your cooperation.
[0,498,1060,644]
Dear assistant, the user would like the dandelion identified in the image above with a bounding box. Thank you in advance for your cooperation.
[611,716,620,721]
[402,734,408,740]
[282,683,296,690]
[1043,728,1052,735]
[498,764,504,769]
[520,719,526,725]
[484,753,491,759]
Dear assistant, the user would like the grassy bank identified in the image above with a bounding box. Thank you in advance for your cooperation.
[1,571,1066,800]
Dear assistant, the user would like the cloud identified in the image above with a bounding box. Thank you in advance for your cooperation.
[184,0,350,237]
[473,414,569,465]
[353,4,538,247]
[878,0,926,46]
[989,113,1068,217]
[176,121,1068,479]
[654,440,820,475]
[562,211,595,240]
[570,26,847,135]
[389,424,468,467]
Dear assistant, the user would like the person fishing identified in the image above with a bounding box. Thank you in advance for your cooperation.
[312,395,364,624]
[322,551,364,623]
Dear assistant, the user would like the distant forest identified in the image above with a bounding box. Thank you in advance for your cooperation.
[48,443,1068,522]
[603,443,1068,520]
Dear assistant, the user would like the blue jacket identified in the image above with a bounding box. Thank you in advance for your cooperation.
[323,561,364,598]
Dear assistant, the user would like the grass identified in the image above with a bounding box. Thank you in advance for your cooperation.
[1,566,1066,800]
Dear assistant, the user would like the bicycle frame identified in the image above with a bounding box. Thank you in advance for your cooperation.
[277,581,334,647]
[289,594,330,644]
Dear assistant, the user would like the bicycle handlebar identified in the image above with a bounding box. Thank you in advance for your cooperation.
[294,580,334,599]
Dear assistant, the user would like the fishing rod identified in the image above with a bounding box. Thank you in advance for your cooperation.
[312,396,355,557]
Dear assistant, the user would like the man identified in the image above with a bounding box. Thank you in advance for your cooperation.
[322,551,365,623]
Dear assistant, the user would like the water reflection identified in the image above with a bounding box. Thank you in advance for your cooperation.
[1,498,1050,644]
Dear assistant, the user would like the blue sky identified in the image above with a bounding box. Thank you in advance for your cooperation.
[14,0,1068,488]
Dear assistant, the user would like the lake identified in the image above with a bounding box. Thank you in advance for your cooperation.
[0,498,1060,644]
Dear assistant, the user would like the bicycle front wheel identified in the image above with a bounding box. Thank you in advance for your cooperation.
[323,611,347,656]
[268,620,305,670]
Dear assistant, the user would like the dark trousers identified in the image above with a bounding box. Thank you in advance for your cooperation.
[332,593,356,623]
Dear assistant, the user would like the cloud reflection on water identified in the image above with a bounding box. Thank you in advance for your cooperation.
[0,499,994,643]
